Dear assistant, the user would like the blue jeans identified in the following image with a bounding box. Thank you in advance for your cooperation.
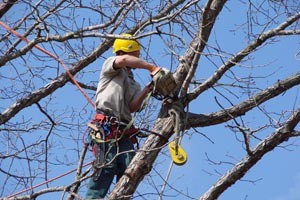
[85,139,135,199]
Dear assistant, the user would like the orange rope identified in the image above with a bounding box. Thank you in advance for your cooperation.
[0,21,95,108]
[0,21,96,198]
[7,161,93,198]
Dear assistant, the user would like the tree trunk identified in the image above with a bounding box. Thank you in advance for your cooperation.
[109,114,174,199]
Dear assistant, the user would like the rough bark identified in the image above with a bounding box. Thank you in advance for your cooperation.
[174,0,228,94]
[109,115,173,199]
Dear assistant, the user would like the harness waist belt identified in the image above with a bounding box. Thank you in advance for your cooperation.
[90,113,139,143]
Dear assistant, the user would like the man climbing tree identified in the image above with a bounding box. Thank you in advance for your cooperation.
[85,34,162,199]
[1,1,299,200]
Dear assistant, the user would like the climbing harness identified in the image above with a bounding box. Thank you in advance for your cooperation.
[168,102,188,166]
[88,113,140,144]
[87,113,141,172]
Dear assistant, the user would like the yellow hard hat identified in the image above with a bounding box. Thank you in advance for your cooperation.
[113,33,140,53]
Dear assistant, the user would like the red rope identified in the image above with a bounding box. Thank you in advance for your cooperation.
[7,161,93,198]
[0,21,96,198]
[0,21,95,108]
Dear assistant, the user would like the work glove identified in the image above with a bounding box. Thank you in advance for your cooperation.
[149,66,161,77]
[151,68,177,97]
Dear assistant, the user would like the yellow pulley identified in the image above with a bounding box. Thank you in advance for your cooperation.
[168,141,187,166]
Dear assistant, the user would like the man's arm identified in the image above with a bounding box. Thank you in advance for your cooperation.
[129,83,152,113]
[113,54,160,76]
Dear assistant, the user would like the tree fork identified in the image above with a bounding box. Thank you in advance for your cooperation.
[109,114,174,199]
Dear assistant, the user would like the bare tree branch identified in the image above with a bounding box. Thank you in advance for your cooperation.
[187,12,300,102]
[0,39,111,125]
[199,109,300,200]
[1,1,299,199]
[187,72,300,128]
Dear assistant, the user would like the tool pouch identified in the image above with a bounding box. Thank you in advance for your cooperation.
[93,141,105,169]
[88,123,107,181]
[152,68,177,97]
[92,142,106,181]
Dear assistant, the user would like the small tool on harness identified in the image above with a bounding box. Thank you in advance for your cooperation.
[88,122,106,144]
[87,122,107,181]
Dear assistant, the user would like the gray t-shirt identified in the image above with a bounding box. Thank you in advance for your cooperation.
[95,56,142,123]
